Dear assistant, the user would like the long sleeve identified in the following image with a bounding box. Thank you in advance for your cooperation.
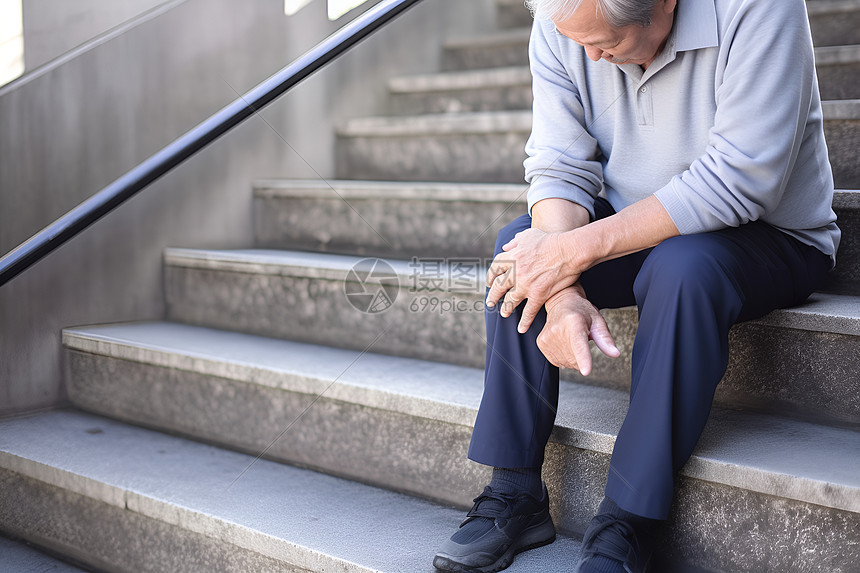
[654,0,827,234]
[524,19,604,220]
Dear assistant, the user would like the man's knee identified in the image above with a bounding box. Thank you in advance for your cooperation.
[494,213,532,256]
[633,234,742,306]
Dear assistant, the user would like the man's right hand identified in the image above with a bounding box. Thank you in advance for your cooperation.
[537,285,620,376]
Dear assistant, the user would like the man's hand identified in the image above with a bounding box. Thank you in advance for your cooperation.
[485,228,583,334]
[486,195,680,334]
[537,286,619,375]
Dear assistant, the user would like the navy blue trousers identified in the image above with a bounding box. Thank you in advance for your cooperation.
[468,198,831,519]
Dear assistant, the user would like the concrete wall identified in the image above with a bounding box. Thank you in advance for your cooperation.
[0,0,499,416]
[22,0,174,70]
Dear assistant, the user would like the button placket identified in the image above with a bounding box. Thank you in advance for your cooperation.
[637,82,654,126]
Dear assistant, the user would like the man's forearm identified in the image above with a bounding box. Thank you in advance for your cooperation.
[531,198,591,233]
[561,195,680,274]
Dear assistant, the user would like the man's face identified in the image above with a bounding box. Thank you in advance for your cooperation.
[552,0,677,69]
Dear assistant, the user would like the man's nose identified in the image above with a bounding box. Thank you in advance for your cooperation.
[584,45,603,61]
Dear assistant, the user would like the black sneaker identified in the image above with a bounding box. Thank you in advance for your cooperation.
[433,484,556,572]
[576,513,652,573]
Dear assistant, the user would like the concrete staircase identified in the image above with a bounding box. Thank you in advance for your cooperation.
[2,1,859,572]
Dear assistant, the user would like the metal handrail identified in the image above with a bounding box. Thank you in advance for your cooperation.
[0,0,424,287]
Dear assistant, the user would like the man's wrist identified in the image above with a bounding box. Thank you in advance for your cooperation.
[545,283,587,313]
[558,226,598,277]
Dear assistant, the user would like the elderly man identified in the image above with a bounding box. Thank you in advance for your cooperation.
[432,0,840,572]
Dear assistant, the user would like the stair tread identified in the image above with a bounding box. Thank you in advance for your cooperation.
[443,27,531,50]
[0,409,581,572]
[163,248,860,335]
[392,41,860,93]
[339,101,858,137]
[822,98,860,119]
[338,110,532,137]
[253,179,859,206]
[389,66,532,93]
[253,179,528,202]
[63,321,860,513]
[755,292,860,335]
[815,43,860,64]
[807,0,860,15]
[0,536,88,572]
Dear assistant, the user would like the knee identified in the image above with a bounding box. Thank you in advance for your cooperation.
[633,235,740,306]
[494,214,532,256]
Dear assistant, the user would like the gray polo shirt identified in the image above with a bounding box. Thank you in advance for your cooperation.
[524,0,840,261]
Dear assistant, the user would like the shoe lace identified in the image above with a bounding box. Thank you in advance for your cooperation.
[460,486,517,527]
[581,514,640,567]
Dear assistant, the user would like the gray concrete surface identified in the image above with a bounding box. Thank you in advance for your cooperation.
[0,409,581,573]
[61,322,860,513]
[253,179,528,258]
[829,190,860,294]
[162,248,635,382]
[494,0,532,29]
[402,47,855,108]
[0,536,89,572]
[336,110,531,182]
[815,44,860,100]
[498,0,860,47]
[823,102,860,188]
[335,106,857,185]
[59,324,860,572]
[389,66,532,113]
[252,182,860,299]
[21,0,172,70]
[753,292,860,335]
[808,0,860,46]
[0,0,504,416]
[161,248,860,422]
[442,27,531,71]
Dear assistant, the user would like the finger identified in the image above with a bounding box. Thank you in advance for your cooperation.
[536,330,558,365]
[500,285,524,318]
[501,236,519,252]
[486,271,514,308]
[486,257,511,288]
[589,315,620,358]
[570,328,593,376]
[516,299,543,333]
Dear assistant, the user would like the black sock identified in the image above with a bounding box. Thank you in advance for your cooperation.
[489,466,543,498]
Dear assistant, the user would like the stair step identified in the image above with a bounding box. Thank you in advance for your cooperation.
[252,181,859,296]
[163,248,860,426]
[252,179,526,258]
[336,104,860,187]
[487,0,860,36]
[60,326,860,573]
[391,43,860,115]
[335,110,531,182]
[443,4,860,72]
[823,100,860,188]
[808,0,860,45]
[496,0,532,30]
[442,28,530,71]
[389,66,532,114]
[816,44,860,100]
[0,536,89,572]
[0,410,580,573]
[829,189,860,294]
[162,247,618,373]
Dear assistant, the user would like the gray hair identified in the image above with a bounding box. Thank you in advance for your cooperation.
[524,0,660,27]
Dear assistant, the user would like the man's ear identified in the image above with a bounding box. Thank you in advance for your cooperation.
[661,0,678,15]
